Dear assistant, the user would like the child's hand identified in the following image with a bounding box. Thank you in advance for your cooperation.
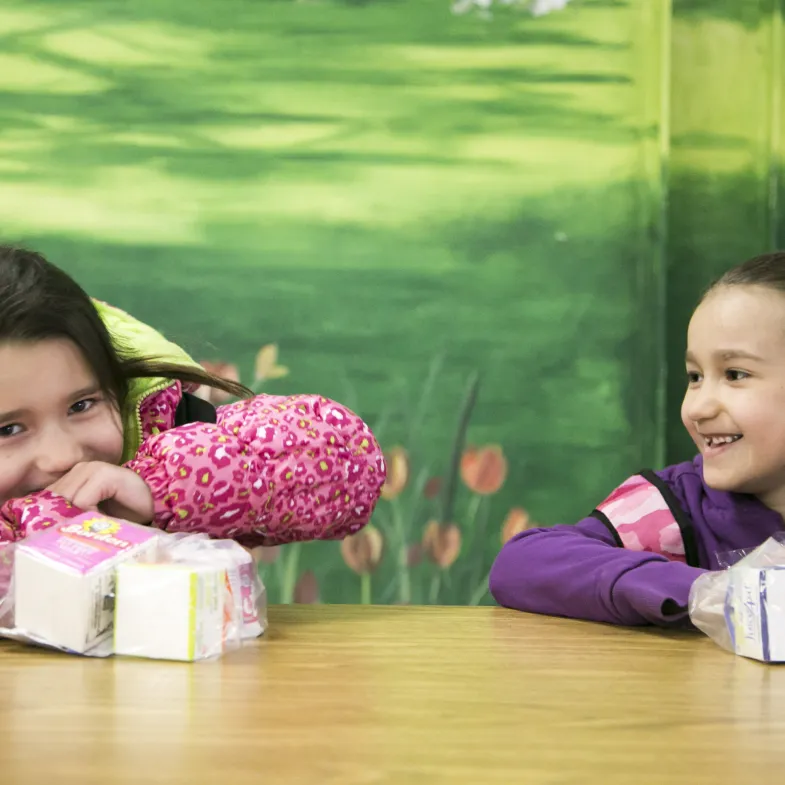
[47,462,154,524]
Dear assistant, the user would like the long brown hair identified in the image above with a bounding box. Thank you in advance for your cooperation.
[0,246,251,407]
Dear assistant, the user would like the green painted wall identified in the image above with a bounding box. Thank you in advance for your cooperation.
[0,0,780,605]
[666,0,785,462]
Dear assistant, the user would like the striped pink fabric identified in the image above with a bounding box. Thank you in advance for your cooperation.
[596,475,686,563]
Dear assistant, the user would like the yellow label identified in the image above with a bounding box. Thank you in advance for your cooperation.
[188,572,197,661]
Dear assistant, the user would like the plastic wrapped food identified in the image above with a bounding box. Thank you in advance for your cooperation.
[0,512,267,661]
[689,534,785,663]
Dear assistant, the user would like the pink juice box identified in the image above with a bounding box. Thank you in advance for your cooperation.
[13,513,160,654]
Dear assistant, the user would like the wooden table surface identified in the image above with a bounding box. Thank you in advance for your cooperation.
[0,604,784,784]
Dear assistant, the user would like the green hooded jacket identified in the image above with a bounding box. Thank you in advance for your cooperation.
[93,300,204,463]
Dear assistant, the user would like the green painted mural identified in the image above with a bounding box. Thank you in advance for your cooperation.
[666,0,785,462]
[0,0,781,605]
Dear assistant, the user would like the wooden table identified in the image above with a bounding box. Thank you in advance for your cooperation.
[0,604,784,784]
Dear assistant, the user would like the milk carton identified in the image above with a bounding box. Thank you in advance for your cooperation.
[726,566,785,662]
[113,561,236,661]
[13,514,159,654]
[162,537,265,639]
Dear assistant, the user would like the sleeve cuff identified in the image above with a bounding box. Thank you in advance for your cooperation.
[612,560,706,627]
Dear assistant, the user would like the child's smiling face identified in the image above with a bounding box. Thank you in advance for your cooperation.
[683,284,785,516]
[0,338,123,504]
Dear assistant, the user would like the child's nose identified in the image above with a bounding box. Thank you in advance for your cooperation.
[685,386,721,423]
[35,432,84,478]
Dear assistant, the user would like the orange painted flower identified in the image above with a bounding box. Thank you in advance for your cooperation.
[195,360,241,404]
[422,521,462,569]
[501,508,531,545]
[340,525,384,574]
[294,571,319,604]
[381,447,409,500]
[460,445,508,495]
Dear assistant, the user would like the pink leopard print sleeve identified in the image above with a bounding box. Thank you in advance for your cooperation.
[125,394,386,547]
[0,490,84,544]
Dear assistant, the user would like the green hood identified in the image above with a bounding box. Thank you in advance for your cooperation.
[93,300,203,462]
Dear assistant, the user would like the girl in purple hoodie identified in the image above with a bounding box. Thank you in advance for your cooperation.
[490,252,785,627]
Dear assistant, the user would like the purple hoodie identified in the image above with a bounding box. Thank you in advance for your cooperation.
[489,455,785,627]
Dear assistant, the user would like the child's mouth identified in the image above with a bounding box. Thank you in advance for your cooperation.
[702,434,743,455]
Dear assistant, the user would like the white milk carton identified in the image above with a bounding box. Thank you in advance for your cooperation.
[726,566,785,662]
[113,561,236,661]
[161,535,266,639]
[13,514,159,654]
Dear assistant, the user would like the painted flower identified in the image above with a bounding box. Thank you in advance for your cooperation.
[460,445,508,495]
[501,507,531,544]
[381,446,409,500]
[254,344,289,384]
[340,525,384,574]
[422,521,462,569]
[423,477,442,500]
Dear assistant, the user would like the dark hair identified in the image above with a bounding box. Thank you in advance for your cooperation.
[705,251,785,299]
[0,246,251,409]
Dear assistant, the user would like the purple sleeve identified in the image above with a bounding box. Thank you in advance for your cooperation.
[489,516,706,627]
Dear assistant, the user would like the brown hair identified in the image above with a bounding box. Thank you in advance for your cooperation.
[705,251,785,299]
[0,246,251,408]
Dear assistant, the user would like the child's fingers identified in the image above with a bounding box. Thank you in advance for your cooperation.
[46,463,151,521]
[46,463,93,503]
[69,466,122,512]
[69,478,105,512]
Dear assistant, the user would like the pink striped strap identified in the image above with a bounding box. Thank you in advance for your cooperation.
[592,471,697,566]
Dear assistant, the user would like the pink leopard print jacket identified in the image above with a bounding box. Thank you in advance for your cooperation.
[0,383,386,548]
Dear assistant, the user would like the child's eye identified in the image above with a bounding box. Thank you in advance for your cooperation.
[726,369,750,382]
[0,423,23,438]
[69,398,98,415]
[686,371,702,385]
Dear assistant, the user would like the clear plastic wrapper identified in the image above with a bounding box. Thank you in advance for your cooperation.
[0,512,266,660]
[158,534,267,639]
[689,534,785,662]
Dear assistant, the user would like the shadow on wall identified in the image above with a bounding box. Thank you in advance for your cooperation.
[673,0,781,29]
